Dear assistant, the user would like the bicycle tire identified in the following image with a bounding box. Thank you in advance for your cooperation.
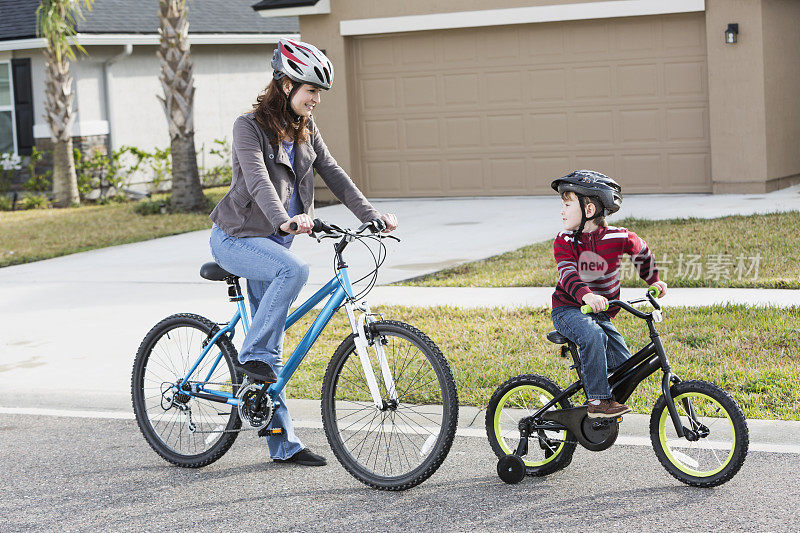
[486,374,576,477]
[321,320,458,490]
[132,313,242,468]
[650,379,748,487]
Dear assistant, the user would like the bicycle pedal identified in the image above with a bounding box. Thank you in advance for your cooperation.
[257,427,284,437]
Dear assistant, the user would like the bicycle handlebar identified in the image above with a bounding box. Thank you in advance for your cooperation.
[289,218,386,236]
[580,286,661,319]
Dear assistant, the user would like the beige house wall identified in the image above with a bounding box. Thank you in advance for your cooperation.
[705,0,769,193]
[761,0,800,189]
[301,0,604,196]
[301,0,798,196]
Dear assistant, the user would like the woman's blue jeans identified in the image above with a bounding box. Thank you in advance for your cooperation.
[551,305,632,400]
[210,225,308,460]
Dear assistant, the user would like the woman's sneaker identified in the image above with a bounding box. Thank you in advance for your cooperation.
[587,399,630,418]
[273,448,327,467]
[238,360,277,383]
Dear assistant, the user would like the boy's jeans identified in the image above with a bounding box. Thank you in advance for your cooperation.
[210,225,307,460]
[551,305,632,400]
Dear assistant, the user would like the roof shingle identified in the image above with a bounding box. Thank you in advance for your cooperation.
[0,0,298,42]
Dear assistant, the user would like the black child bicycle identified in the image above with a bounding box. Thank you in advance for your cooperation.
[486,286,749,487]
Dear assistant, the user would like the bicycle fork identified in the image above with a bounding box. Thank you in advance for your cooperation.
[344,301,397,409]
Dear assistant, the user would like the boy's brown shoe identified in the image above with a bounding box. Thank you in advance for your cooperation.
[587,399,631,418]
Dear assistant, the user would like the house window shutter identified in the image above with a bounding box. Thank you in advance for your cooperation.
[11,58,34,156]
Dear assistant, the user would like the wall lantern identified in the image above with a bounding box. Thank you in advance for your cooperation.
[725,23,739,44]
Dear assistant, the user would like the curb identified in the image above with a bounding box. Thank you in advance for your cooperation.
[5,399,796,454]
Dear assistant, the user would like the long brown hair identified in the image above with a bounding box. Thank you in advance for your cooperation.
[251,78,312,146]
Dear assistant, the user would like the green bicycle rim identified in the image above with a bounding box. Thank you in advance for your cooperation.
[658,391,736,477]
[494,385,566,467]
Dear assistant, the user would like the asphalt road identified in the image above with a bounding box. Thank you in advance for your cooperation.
[2,414,797,532]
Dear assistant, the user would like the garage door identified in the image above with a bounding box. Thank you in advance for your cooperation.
[349,12,711,197]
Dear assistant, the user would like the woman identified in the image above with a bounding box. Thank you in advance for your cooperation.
[209,39,398,467]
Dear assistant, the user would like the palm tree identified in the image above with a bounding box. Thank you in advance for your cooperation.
[157,0,205,211]
[37,0,94,207]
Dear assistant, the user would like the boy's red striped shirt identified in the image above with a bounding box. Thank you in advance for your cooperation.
[552,226,660,318]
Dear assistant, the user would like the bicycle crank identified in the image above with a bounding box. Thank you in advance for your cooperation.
[542,406,620,451]
[237,383,275,430]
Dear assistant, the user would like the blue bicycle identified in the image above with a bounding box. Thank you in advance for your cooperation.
[131,219,458,490]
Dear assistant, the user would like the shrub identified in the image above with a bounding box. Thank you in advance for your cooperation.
[98,193,129,205]
[147,146,172,193]
[74,145,153,200]
[23,147,52,192]
[19,193,50,210]
[75,147,118,199]
[1,152,22,192]
[133,196,170,215]
[0,194,12,211]
[200,137,232,188]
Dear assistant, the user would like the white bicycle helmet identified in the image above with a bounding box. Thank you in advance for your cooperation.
[271,38,334,90]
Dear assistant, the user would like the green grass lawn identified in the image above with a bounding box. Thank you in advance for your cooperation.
[283,304,800,421]
[401,212,800,289]
[0,188,228,268]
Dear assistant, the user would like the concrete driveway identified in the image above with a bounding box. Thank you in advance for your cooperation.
[1,187,799,408]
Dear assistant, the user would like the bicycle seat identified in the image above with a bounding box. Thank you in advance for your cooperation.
[200,262,237,281]
[546,331,569,345]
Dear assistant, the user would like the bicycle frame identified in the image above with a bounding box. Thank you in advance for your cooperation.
[525,309,689,439]
[177,262,397,410]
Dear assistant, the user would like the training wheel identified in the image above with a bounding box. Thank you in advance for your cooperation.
[497,454,526,484]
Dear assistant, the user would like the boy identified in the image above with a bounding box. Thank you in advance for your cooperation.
[550,170,667,418]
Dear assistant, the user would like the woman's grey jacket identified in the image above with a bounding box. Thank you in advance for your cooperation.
[210,113,380,237]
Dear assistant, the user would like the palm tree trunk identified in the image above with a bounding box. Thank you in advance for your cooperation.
[51,138,79,206]
[158,0,204,211]
[170,133,204,208]
[44,44,80,207]
[37,0,95,207]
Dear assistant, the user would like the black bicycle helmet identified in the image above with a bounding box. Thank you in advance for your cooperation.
[552,170,623,253]
[551,169,622,216]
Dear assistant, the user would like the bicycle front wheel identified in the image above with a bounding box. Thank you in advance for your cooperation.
[321,320,458,490]
[650,380,748,487]
[132,313,241,468]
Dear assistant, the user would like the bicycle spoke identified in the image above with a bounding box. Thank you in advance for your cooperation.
[396,405,442,427]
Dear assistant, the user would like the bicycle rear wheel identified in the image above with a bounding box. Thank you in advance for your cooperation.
[321,320,458,490]
[132,313,241,467]
[486,374,576,477]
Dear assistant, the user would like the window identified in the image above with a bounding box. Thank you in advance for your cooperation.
[0,61,17,154]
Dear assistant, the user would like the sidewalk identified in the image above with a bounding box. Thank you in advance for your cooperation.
[359,286,800,309]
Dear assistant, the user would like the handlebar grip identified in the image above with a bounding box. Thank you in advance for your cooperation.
[648,285,662,298]
[581,302,610,314]
[289,219,328,233]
